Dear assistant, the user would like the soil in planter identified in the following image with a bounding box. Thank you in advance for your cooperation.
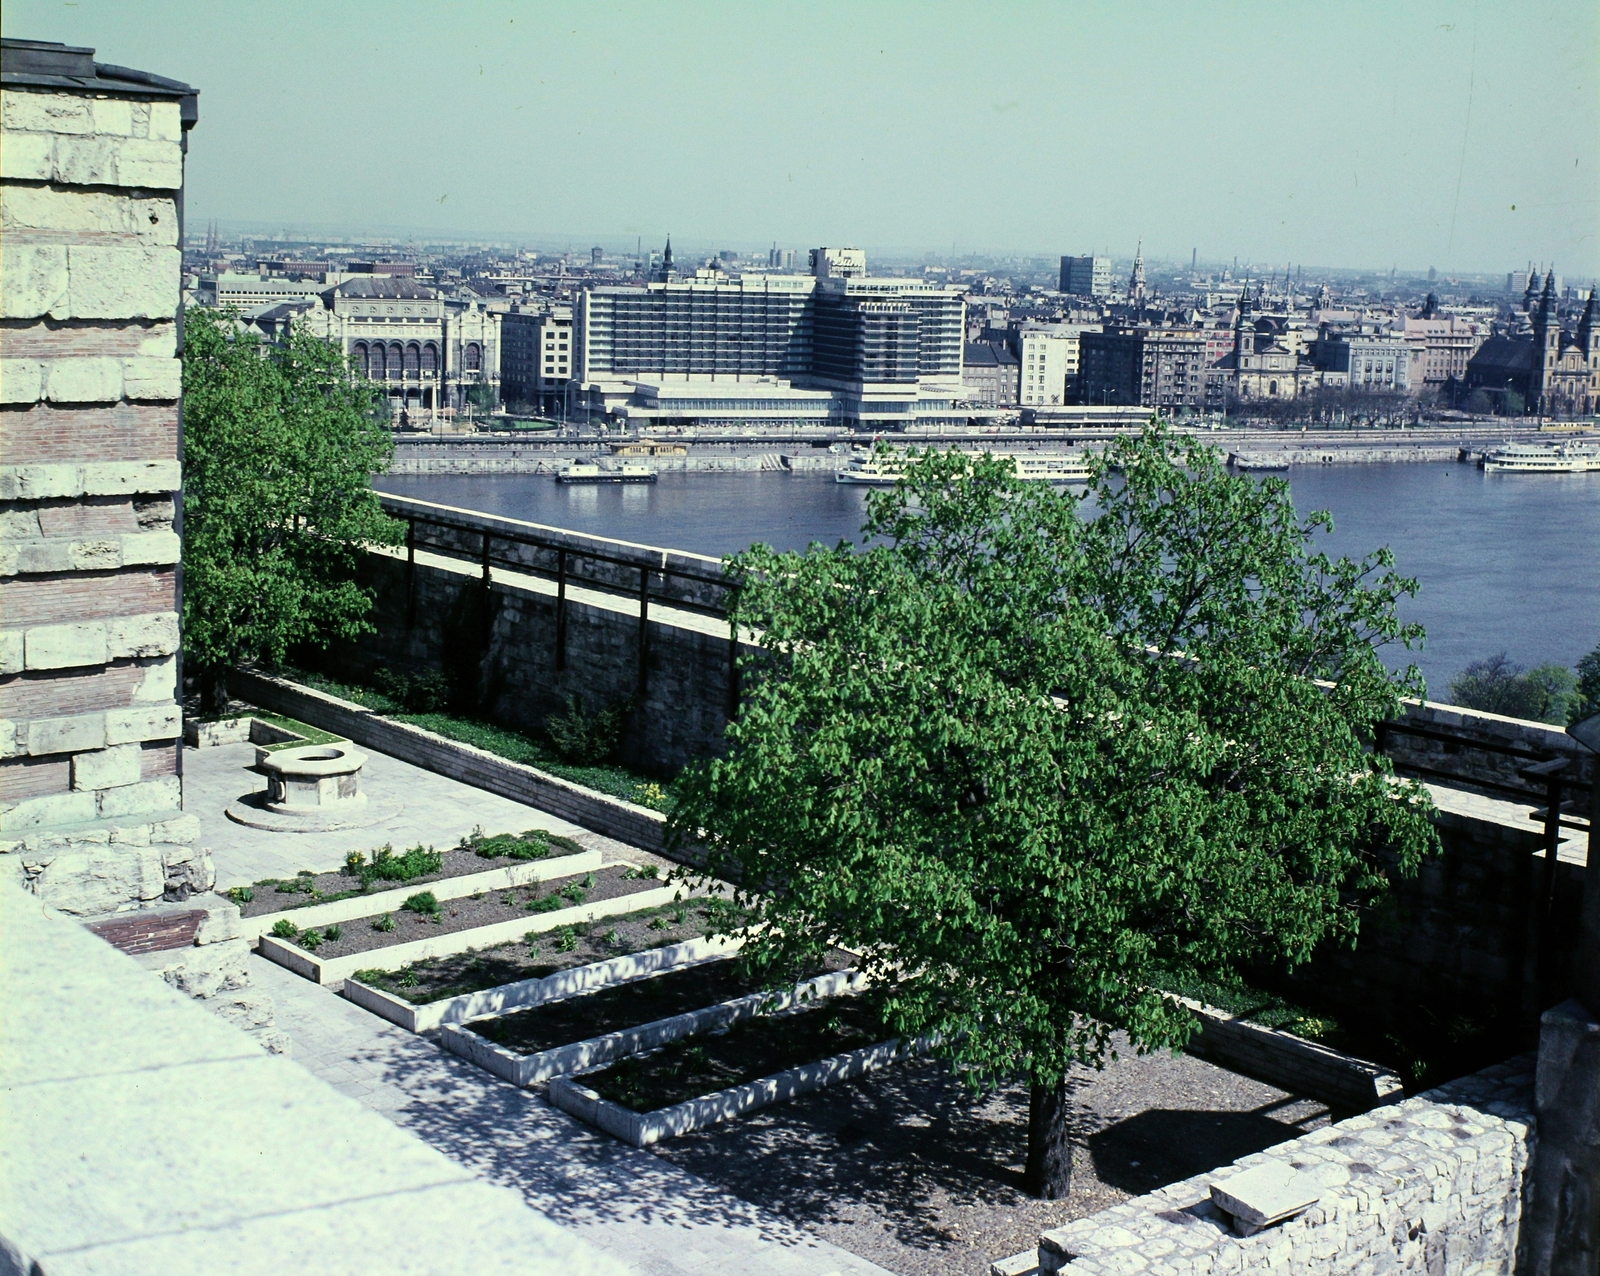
[583,994,895,1113]
[471,949,855,1056]
[229,828,586,918]
[353,896,745,1005]
[272,864,656,960]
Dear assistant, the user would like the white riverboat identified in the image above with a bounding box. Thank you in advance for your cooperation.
[835,451,1092,485]
[555,461,658,484]
[1481,441,1600,474]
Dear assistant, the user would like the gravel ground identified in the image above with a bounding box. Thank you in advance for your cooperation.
[279,864,656,961]
[648,1040,1333,1276]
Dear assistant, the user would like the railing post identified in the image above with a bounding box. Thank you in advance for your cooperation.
[727,618,740,720]
[1520,757,1571,999]
[637,565,650,695]
[481,531,493,649]
[555,549,567,672]
[405,519,416,628]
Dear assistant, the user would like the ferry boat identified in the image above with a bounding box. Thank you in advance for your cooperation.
[555,461,658,484]
[1481,441,1600,474]
[835,451,1092,485]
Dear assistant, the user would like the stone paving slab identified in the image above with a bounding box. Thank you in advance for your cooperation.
[251,952,895,1276]
[0,878,620,1276]
[187,740,591,890]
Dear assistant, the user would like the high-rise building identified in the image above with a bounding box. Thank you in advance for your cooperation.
[501,304,575,415]
[574,244,968,429]
[1059,255,1112,298]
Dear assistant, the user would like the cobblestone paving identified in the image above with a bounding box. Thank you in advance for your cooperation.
[253,954,892,1276]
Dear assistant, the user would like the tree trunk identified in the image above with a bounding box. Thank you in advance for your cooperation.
[200,666,229,717]
[1024,1077,1074,1199]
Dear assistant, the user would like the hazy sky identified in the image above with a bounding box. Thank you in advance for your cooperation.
[6,1,1596,273]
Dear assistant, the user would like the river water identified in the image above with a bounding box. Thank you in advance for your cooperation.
[375,465,1600,699]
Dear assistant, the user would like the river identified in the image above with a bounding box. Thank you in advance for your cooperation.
[374,464,1600,699]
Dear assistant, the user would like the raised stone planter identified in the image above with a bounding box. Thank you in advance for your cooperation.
[256,882,685,985]
[239,848,603,942]
[442,968,864,1088]
[549,1030,931,1148]
[1176,995,1403,1112]
[344,933,739,1034]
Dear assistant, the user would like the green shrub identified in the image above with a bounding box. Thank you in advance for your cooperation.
[270,919,299,939]
[372,667,450,713]
[324,924,343,941]
[402,890,440,917]
[544,694,629,765]
[1448,652,1580,724]
[602,928,623,948]
[555,927,579,952]
[298,928,323,950]
[526,894,567,913]
[372,913,397,932]
[357,843,441,889]
[344,850,368,875]
[622,864,660,881]
[227,886,254,904]
[560,882,587,905]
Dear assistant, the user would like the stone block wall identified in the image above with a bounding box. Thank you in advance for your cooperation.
[0,44,202,915]
[1017,1056,1534,1275]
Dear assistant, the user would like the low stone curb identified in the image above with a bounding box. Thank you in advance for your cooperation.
[442,968,865,1088]
[238,848,604,941]
[256,882,685,985]
[344,933,740,1034]
[226,668,673,856]
[550,1031,933,1148]
[1175,995,1404,1112]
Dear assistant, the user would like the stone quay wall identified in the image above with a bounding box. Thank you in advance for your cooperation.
[1013,1056,1535,1276]
[0,74,205,915]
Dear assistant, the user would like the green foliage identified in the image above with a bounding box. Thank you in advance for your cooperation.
[1503,389,1525,415]
[554,927,579,952]
[460,823,584,862]
[269,919,299,939]
[401,890,440,917]
[622,864,660,881]
[670,424,1439,1098]
[227,886,254,905]
[1448,652,1581,724]
[544,694,629,765]
[180,309,403,691]
[1463,389,1493,416]
[351,843,442,889]
[372,913,397,933]
[297,928,323,950]
[372,668,450,713]
[525,894,567,913]
[1572,640,1600,724]
[323,924,343,941]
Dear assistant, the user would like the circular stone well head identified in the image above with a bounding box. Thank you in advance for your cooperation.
[260,743,370,812]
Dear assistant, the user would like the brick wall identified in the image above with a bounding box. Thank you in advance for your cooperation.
[0,48,204,914]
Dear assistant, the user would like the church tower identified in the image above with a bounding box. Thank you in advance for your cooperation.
[1128,240,1146,308]
[1578,290,1597,415]
[1531,271,1558,414]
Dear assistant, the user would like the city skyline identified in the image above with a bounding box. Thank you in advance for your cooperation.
[3,0,1596,275]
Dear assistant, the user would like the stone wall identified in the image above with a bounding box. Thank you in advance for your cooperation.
[0,46,203,915]
[1003,1056,1535,1275]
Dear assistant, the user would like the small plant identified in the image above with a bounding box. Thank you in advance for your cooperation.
[270,919,299,939]
[526,894,566,913]
[372,913,397,932]
[227,885,254,905]
[358,843,441,889]
[560,882,587,904]
[501,894,516,906]
[323,924,343,941]
[467,824,556,862]
[647,914,671,931]
[344,850,368,875]
[402,890,440,917]
[297,928,323,950]
[581,872,596,889]
[397,969,419,988]
[544,693,628,765]
[622,864,660,881]
[602,928,623,948]
[554,927,578,952]
[524,932,542,951]
[634,782,667,808]
[671,906,688,926]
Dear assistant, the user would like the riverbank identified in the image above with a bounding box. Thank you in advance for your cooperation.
[386,424,1566,476]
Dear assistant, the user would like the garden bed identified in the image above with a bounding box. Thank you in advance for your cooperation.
[231,829,597,939]
[549,993,929,1147]
[256,864,688,985]
[441,960,860,1089]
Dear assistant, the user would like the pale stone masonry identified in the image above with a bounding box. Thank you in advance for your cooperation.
[0,39,199,914]
[996,1057,1535,1275]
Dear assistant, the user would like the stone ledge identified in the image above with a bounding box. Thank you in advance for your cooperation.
[0,459,181,500]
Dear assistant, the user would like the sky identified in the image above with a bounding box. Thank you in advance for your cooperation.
[5,0,1596,274]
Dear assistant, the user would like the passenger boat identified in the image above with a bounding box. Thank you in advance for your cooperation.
[835,453,907,485]
[1007,454,1093,483]
[1481,441,1600,474]
[555,461,658,484]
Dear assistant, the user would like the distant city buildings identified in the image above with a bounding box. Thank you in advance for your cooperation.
[1059,255,1112,298]
[961,341,1020,407]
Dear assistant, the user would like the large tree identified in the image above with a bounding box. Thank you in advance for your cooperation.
[181,309,402,712]
[670,424,1439,1198]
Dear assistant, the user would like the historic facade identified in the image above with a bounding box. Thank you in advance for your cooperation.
[1464,272,1598,416]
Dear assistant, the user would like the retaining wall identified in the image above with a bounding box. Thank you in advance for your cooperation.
[998,1055,1535,1276]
